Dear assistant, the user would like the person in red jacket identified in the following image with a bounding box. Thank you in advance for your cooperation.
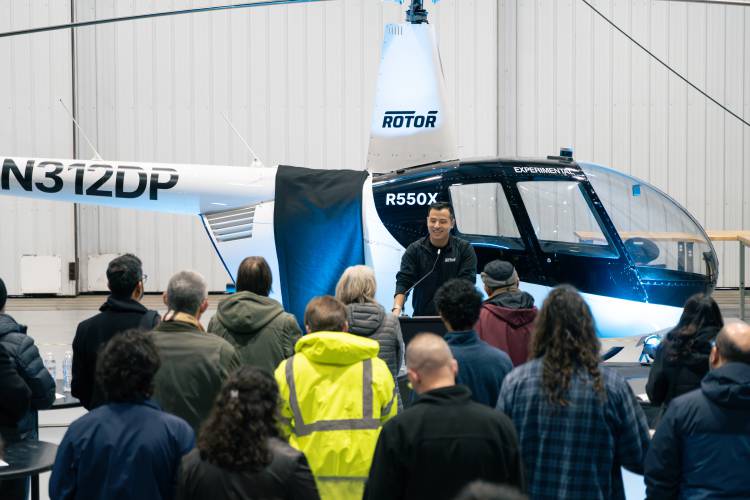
[475,260,537,366]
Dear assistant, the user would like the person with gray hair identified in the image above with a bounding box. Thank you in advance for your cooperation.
[336,265,405,404]
[151,270,240,432]
[364,333,524,500]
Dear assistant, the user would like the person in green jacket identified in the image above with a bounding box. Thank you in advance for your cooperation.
[152,270,241,433]
[208,256,301,374]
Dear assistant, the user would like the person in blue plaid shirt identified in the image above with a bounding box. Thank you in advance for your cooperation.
[497,285,649,499]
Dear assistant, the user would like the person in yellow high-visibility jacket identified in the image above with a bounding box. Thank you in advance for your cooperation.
[275,296,398,500]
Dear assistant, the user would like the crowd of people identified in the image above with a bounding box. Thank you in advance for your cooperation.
[0,245,748,498]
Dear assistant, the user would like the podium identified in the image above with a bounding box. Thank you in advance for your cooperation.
[398,316,447,346]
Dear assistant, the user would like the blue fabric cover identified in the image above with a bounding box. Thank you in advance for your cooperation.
[274,166,368,329]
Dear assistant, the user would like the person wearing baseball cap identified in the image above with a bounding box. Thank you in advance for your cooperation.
[476,260,537,366]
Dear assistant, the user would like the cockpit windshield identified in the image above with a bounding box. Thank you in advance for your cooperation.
[580,162,716,277]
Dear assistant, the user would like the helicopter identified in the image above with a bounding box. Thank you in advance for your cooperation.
[0,0,720,341]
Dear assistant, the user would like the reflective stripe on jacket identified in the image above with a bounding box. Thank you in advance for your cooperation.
[275,331,397,500]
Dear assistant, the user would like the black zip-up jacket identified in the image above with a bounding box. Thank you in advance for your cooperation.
[176,437,320,500]
[395,235,477,316]
[0,313,55,440]
[364,385,524,500]
[72,295,160,409]
[646,326,718,423]
[645,362,750,499]
[0,343,31,428]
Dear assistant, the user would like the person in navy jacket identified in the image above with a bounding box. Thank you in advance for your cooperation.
[50,329,194,500]
[645,321,750,499]
[434,279,512,407]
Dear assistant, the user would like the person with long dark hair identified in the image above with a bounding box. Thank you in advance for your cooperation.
[497,285,649,499]
[646,293,723,418]
[176,366,319,500]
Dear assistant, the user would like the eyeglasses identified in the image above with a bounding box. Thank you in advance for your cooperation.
[141,274,149,283]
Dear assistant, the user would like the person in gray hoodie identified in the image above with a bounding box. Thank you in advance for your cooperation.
[336,265,404,404]
[208,257,301,374]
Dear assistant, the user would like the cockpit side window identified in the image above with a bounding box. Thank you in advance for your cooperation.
[581,163,715,276]
[449,183,525,250]
[518,180,619,259]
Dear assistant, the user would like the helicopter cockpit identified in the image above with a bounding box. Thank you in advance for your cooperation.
[373,154,717,311]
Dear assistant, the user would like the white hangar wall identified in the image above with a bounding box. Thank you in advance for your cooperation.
[0,1,76,295]
[4,0,747,294]
[70,0,499,292]
[499,0,750,287]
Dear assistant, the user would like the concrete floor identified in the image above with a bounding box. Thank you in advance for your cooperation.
[11,290,745,500]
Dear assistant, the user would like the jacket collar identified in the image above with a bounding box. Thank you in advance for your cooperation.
[414,384,473,406]
[107,398,162,410]
[100,295,148,314]
[443,329,479,346]
[161,311,205,332]
[420,235,454,253]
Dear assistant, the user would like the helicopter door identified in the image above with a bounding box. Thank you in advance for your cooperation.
[447,180,543,284]
[514,179,648,302]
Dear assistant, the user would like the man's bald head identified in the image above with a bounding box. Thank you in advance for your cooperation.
[713,321,750,368]
[406,333,457,393]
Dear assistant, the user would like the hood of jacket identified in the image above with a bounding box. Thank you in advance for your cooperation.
[0,313,26,338]
[482,291,537,328]
[701,362,750,409]
[215,291,285,334]
[295,331,379,365]
[346,302,386,337]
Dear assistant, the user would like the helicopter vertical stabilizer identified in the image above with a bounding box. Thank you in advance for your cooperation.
[366,23,457,174]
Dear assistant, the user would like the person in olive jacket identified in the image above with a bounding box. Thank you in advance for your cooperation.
[646,294,723,422]
[152,270,240,433]
[176,366,319,500]
[208,257,301,374]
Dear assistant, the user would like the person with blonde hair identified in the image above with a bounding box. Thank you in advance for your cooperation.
[336,266,405,392]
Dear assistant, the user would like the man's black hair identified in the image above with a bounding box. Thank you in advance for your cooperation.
[106,254,143,297]
[96,329,160,402]
[434,278,483,330]
[428,201,454,218]
[716,330,750,365]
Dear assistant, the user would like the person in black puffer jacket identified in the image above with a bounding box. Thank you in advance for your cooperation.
[336,266,404,406]
[0,278,56,500]
[646,293,723,422]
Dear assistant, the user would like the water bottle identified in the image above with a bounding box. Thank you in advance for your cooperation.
[63,351,73,392]
[44,352,56,381]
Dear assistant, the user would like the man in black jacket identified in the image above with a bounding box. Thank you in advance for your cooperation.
[392,202,477,316]
[645,321,750,499]
[72,254,160,409]
[364,333,524,500]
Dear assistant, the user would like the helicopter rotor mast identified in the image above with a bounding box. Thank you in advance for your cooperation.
[406,0,429,24]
